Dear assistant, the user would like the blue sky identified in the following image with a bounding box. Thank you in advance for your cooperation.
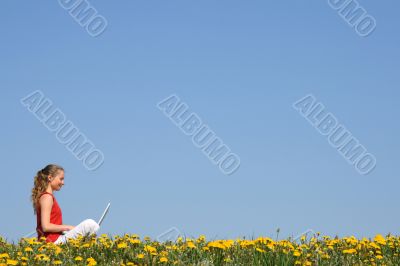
[1,1,399,243]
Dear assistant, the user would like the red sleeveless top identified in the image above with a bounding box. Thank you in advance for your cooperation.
[36,192,63,243]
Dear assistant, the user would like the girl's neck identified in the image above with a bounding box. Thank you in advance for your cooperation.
[46,187,53,194]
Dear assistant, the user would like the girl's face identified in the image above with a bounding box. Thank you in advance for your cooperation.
[49,170,65,191]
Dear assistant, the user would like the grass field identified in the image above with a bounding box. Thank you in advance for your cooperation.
[0,233,399,265]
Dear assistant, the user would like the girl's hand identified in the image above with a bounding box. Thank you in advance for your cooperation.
[64,225,75,231]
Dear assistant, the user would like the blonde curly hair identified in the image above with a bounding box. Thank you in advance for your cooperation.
[31,164,64,214]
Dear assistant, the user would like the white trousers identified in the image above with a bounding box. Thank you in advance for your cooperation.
[54,219,100,245]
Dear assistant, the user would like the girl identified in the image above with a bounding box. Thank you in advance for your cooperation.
[31,164,100,244]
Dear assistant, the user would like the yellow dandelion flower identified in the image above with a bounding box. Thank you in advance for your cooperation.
[6,260,18,265]
[159,257,168,263]
[118,242,128,249]
[187,241,196,249]
[374,234,386,245]
[144,245,157,253]
[74,256,83,261]
[197,235,206,243]
[35,254,50,261]
[343,249,357,254]
[370,242,381,249]
[223,240,234,249]
[321,254,330,259]
[256,248,266,253]
[137,254,145,259]
[86,257,97,266]
[129,239,141,245]
[54,246,62,255]
[208,241,227,250]
[0,254,10,259]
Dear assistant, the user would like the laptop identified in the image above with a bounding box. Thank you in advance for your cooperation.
[60,202,111,235]
[98,202,111,226]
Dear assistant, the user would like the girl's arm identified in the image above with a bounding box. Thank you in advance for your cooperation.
[39,194,75,233]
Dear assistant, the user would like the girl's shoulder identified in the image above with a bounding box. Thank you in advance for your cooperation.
[39,192,55,200]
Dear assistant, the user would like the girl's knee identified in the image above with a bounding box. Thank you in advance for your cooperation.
[83,219,100,232]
